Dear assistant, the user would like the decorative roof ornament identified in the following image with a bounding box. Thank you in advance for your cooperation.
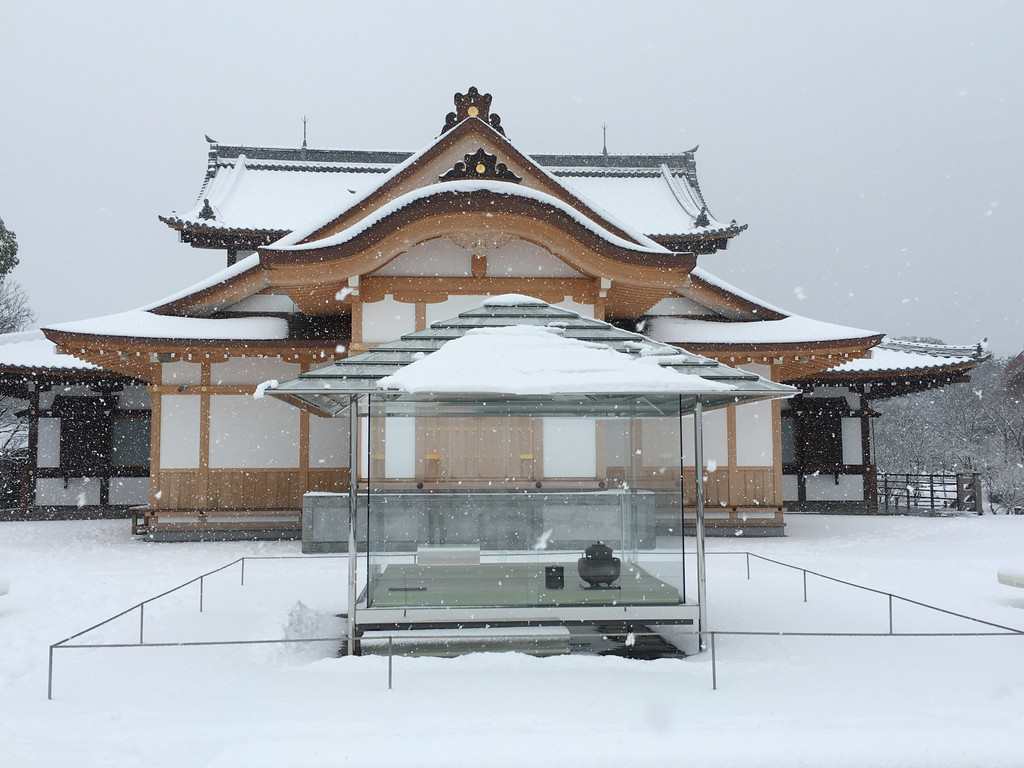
[198,199,216,220]
[440,148,522,183]
[440,87,506,136]
[694,206,710,228]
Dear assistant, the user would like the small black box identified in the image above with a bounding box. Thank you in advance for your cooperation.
[545,565,565,590]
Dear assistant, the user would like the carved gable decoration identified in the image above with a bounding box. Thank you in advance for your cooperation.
[439,148,522,183]
[440,86,506,136]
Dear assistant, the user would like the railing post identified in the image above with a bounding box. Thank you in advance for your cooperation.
[200,576,204,613]
[746,552,750,580]
[139,602,145,644]
[240,558,246,586]
[803,570,808,602]
[47,645,55,700]
[710,632,717,691]
[888,594,893,634]
[388,637,393,690]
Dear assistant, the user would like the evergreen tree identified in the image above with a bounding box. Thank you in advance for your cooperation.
[0,217,18,278]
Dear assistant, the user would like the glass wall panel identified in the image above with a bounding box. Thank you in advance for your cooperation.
[361,397,686,613]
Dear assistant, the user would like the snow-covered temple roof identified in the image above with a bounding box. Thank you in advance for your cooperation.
[818,337,989,375]
[646,314,882,348]
[0,330,98,372]
[797,337,991,397]
[266,296,795,417]
[266,180,670,257]
[161,138,743,253]
[45,311,289,341]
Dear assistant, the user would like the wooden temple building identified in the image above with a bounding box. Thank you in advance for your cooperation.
[0,87,989,534]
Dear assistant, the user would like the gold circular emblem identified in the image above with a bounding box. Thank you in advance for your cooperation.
[467,106,480,117]
[475,163,486,174]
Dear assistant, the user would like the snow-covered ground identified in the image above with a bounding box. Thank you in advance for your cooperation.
[2,514,1023,767]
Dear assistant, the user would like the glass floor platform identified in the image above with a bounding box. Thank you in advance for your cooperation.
[367,561,682,609]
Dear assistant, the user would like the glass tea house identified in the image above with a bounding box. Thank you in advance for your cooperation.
[266,297,795,651]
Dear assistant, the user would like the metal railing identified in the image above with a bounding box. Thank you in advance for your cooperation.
[698,550,1023,688]
[47,550,1023,698]
[877,472,983,513]
[46,554,345,699]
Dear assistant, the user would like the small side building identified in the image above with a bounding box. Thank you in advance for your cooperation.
[0,331,151,517]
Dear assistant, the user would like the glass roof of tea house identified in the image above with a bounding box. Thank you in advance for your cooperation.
[265,296,796,418]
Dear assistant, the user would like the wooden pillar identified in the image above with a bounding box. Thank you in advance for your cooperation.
[299,364,310,496]
[148,388,162,508]
[349,297,363,354]
[197,364,211,508]
[726,404,740,509]
[771,397,783,508]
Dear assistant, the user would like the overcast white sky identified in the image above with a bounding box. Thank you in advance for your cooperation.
[1,1,1021,355]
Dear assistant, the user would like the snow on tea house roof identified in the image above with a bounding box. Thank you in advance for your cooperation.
[265,296,796,418]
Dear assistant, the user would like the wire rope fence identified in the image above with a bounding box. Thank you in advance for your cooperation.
[46,550,1024,699]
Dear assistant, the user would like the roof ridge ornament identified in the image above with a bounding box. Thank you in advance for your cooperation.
[441,87,506,136]
[440,148,522,183]
[198,199,216,220]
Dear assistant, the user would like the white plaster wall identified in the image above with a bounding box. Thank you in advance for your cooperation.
[109,477,150,505]
[603,419,629,466]
[645,296,712,316]
[554,298,594,318]
[782,474,799,502]
[680,409,728,468]
[486,240,582,278]
[739,362,772,380]
[39,392,56,410]
[224,293,299,313]
[358,416,368,480]
[363,296,417,343]
[309,413,348,469]
[36,478,101,507]
[640,417,679,467]
[162,362,202,385]
[209,396,299,468]
[808,386,859,408]
[118,386,151,410]
[384,418,416,478]
[735,399,774,466]
[842,418,863,465]
[425,295,490,326]
[806,474,864,501]
[543,418,597,478]
[211,357,301,386]
[373,239,473,277]
[37,418,60,468]
[159,395,201,469]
